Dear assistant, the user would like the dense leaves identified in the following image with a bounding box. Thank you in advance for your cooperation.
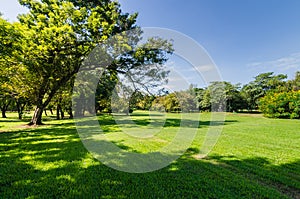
[0,0,172,124]
[17,0,139,125]
[0,1,299,121]
[241,72,287,110]
[259,91,300,119]
[146,71,300,119]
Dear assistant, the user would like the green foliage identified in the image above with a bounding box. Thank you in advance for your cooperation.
[0,17,29,119]
[0,0,173,125]
[291,71,300,91]
[1,0,299,123]
[196,81,245,112]
[259,90,300,119]
[163,93,180,112]
[151,88,197,113]
[128,91,154,111]
[151,94,170,112]
[0,17,22,58]
[241,72,288,110]
[175,90,197,112]
[8,0,144,124]
[257,71,300,119]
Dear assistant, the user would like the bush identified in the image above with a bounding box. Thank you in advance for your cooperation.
[259,91,300,119]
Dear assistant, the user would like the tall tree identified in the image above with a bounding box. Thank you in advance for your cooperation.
[15,0,140,125]
[241,72,287,110]
[15,0,172,125]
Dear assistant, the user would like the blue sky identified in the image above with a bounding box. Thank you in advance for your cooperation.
[2,0,300,88]
[118,0,300,86]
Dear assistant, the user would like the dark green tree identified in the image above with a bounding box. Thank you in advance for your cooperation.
[241,72,287,111]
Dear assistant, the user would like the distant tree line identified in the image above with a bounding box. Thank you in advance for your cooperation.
[123,71,300,119]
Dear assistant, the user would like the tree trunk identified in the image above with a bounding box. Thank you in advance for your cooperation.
[44,110,48,116]
[56,105,60,120]
[61,110,64,119]
[50,109,53,115]
[1,109,7,118]
[18,113,22,120]
[1,100,11,118]
[16,100,26,120]
[28,87,59,125]
[74,92,85,117]
[29,107,44,125]
[17,105,23,120]
[68,108,73,119]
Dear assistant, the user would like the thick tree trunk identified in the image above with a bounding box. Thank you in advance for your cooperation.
[28,86,61,125]
[18,113,22,120]
[29,107,44,125]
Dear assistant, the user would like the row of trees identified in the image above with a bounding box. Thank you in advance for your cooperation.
[125,71,300,119]
[0,0,173,124]
[1,1,299,122]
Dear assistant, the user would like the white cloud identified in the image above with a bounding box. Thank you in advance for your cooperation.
[248,52,300,71]
[195,65,215,72]
[248,62,263,67]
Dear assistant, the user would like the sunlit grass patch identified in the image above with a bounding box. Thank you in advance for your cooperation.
[0,111,299,198]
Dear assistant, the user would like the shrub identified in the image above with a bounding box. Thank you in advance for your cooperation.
[259,91,300,119]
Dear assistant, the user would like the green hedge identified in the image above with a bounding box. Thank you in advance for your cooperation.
[259,91,300,119]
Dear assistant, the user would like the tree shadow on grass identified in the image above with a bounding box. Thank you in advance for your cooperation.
[203,155,300,198]
[0,124,299,198]
[96,117,238,130]
[0,119,23,123]
[129,112,166,117]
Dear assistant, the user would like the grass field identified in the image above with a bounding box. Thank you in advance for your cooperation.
[0,111,299,198]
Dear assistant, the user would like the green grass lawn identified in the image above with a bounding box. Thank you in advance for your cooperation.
[0,111,299,198]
